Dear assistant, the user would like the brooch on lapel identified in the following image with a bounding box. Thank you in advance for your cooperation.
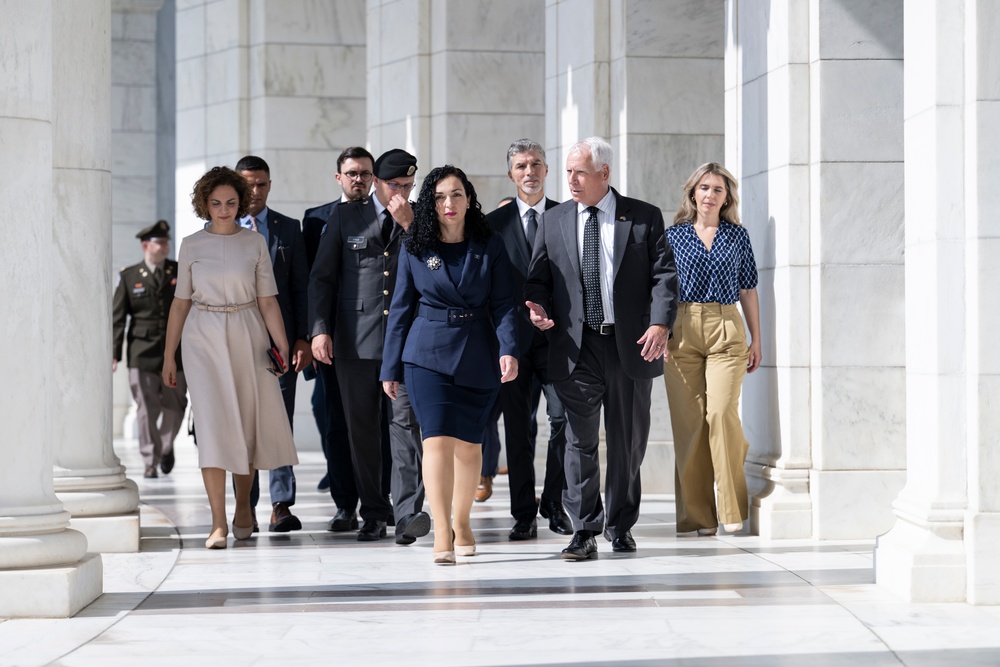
[426,255,442,270]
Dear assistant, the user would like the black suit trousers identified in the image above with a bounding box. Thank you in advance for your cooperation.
[495,334,567,521]
[554,330,652,537]
[336,358,393,522]
[317,359,357,511]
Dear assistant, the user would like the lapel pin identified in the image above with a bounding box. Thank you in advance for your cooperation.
[426,255,442,270]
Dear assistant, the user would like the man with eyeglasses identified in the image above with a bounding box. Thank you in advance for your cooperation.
[309,149,429,545]
[302,147,375,533]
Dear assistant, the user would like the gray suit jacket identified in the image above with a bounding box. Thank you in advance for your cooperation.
[308,198,404,360]
[524,187,678,381]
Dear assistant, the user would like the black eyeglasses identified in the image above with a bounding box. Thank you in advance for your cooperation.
[342,170,373,181]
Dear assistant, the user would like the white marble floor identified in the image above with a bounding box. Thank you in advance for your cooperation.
[3,438,1000,667]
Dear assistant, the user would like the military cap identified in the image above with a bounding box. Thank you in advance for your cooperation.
[137,220,171,241]
[374,149,417,180]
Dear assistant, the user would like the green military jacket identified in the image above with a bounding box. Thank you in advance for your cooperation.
[112,259,183,373]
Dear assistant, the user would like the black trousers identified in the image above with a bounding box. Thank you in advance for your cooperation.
[317,359,357,511]
[337,358,394,522]
[554,330,652,537]
[493,335,567,522]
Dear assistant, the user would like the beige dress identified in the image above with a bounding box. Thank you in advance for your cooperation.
[175,228,298,473]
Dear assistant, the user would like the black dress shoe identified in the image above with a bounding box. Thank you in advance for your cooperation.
[539,499,573,535]
[160,450,175,475]
[611,530,636,553]
[561,531,598,561]
[508,518,538,541]
[327,508,358,532]
[268,502,302,533]
[316,474,331,492]
[395,511,431,545]
[357,519,387,541]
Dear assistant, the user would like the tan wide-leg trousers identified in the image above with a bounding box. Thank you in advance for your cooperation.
[663,302,750,532]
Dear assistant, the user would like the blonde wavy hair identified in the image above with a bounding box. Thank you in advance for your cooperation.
[673,162,741,226]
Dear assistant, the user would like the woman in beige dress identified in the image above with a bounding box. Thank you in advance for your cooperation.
[162,166,298,549]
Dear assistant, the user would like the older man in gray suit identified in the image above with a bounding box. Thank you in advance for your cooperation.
[524,136,678,560]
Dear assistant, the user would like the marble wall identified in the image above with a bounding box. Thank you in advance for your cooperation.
[175,0,366,239]
[730,0,906,539]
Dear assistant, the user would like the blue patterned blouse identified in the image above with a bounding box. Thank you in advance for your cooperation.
[666,221,758,304]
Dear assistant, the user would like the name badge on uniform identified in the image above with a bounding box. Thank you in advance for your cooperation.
[347,236,368,250]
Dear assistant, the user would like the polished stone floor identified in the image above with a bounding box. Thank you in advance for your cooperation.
[3,437,1000,667]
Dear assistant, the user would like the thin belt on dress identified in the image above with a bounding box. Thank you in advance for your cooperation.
[193,301,256,313]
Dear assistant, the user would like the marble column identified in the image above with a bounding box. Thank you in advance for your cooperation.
[727,0,814,538]
[52,0,141,554]
[877,0,1000,604]
[111,0,166,437]
[963,0,1000,605]
[731,0,906,539]
[0,0,103,617]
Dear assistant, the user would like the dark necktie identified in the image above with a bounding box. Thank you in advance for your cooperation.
[381,211,394,245]
[525,208,538,250]
[582,206,604,329]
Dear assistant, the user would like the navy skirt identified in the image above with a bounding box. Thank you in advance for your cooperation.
[404,363,498,443]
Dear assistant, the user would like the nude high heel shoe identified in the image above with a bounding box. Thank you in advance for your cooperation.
[433,528,456,565]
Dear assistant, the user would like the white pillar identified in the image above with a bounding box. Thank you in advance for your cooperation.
[0,0,102,617]
[52,0,141,553]
[875,0,967,601]
[727,0,815,538]
[111,0,167,438]
[964,0,1000,605]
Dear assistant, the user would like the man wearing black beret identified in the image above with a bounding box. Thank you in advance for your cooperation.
[112,220,188,479]
[309,149,429,544]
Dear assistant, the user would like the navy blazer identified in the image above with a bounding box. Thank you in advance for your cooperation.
[380,234,520,389]
[485,197,559,353]
[265,208,310,345]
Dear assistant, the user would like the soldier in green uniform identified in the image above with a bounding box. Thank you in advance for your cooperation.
[112,220,188,478]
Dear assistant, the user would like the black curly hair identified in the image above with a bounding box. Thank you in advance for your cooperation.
[405,165,490,258]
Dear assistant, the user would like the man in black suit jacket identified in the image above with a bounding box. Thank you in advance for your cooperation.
[236,155,312,533]
[301,146,376,532]
[485,139,573,541]
[524,137,678,560]
[309,149,428,544]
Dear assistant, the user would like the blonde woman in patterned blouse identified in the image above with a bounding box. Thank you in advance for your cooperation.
[663,162,760,537]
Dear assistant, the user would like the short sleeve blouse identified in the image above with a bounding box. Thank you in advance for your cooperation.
[665,221,757,305]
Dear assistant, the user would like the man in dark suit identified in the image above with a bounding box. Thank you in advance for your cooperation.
[235,155,312,533]
[309,149,429,544]
[524,136,678,560]
[301,146,374,531]
[485,139,572,540]
[112,220,188,479]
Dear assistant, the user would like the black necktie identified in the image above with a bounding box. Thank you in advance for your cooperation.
[582,206,604,329]
[381,211,394,245]
[525,208,538,250]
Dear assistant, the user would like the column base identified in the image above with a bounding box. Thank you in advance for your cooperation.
[966,511,1000,604]
[0,553,103,618]
[811,469,905,539]
[748,464,812,538]
[69,510,140,553]
[875,496,966,602]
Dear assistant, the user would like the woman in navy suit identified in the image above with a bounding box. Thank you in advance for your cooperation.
[381,165,520,564]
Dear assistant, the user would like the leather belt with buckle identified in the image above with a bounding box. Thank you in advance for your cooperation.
[587,323,615,336]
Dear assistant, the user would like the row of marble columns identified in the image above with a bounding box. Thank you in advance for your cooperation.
[4,0,1000,617]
